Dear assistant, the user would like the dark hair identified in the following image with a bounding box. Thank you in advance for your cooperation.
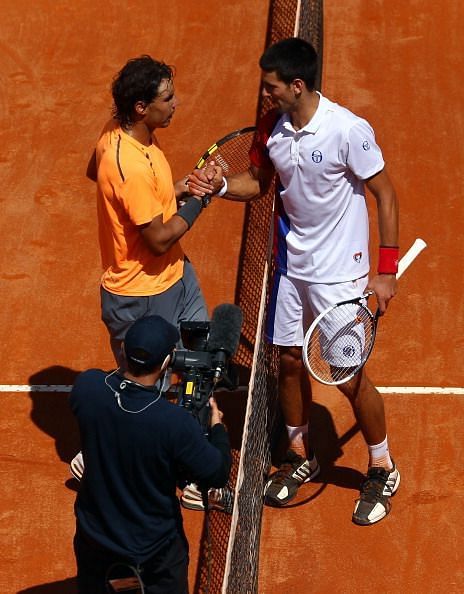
[259,38,318,90]
[111,55,174,127]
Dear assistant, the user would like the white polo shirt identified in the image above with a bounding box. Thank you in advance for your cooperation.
[261,93,385,283]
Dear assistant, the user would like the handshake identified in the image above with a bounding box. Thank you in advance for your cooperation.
[185,159,228,206]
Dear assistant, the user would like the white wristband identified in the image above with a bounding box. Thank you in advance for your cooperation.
[216,177,228,197]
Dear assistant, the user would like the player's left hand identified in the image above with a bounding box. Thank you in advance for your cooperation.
[367,274,398,314]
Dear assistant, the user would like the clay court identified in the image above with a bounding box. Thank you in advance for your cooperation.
[1,1,463,592]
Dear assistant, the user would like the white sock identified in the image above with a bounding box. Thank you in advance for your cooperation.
[286,423,308,457]
[368,435,393,469]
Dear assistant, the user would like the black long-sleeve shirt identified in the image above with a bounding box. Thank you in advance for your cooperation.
[70,369,231,564]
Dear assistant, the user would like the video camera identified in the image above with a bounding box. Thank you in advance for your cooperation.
[171,304,243,434]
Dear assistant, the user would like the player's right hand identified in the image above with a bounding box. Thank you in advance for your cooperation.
[187,160,224,197]
[367,273,398,314]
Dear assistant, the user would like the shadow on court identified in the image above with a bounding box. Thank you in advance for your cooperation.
[213,385,248,450]
[271,401,364,501]
[28,366,81,467]
[27,365,249,485]
[18,577,77,593]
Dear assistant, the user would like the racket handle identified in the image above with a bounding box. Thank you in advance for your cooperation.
[397,238,427,280]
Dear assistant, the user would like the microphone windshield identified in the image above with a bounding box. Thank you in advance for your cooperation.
[207,304,243,356]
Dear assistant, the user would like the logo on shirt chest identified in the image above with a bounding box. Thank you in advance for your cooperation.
[311,150,323,163]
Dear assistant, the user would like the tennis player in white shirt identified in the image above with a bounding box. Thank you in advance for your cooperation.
[188,37,400,526]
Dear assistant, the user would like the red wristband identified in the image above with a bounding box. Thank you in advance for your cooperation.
[378,246,399,274]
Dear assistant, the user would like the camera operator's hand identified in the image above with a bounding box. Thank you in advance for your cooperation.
[209,397,224,427]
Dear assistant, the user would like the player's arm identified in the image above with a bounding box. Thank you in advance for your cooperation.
[175,399,232,489]
[221,164,274,202]
[139,196,204,255]
[187,162,274,203]
[366,167,399,313]
[86,149,98,182]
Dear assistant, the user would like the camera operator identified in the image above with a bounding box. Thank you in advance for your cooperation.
[70,315,231,594]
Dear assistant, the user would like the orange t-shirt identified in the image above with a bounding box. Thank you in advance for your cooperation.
[96,121,184,296]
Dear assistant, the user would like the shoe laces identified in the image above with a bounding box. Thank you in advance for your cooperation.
[272,463,295,483]
[272,454,306,484]
[359,468,389,501]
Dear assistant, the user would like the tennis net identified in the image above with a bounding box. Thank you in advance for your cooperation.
[195,2,324,592]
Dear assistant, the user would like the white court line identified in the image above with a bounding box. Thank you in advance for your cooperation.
[0,385,72,392]
[377,387,464,395]
[0,385,463,395]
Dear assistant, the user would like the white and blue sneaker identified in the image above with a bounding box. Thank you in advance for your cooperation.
[352,461,401,525]
[180,482,234,514]
[264,450,320,507]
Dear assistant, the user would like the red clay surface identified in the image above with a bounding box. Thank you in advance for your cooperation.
[1,0,463,593]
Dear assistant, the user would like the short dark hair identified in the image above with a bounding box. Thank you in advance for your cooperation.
[111,55,174,127]
[259,38,318,90]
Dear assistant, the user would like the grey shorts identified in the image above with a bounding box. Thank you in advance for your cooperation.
[101,260,208,341]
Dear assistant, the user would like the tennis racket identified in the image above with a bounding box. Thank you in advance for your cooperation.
[302,238,427,385]
[191,126,256,205]
[195,126,256,172]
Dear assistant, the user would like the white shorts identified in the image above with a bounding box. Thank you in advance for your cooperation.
[265,272,369,347]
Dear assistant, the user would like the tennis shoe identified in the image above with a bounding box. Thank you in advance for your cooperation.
[180,482,234,514]
[70,451,84,481]
[264,450,320,507]
[352,461,401,526]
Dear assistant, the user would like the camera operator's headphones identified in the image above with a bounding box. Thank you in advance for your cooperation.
[161,353,171,372]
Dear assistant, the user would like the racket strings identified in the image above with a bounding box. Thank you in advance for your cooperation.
[201,131,256,176]
[306,303,376,384]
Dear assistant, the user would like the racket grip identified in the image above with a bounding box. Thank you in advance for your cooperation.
[397,238,427,279]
